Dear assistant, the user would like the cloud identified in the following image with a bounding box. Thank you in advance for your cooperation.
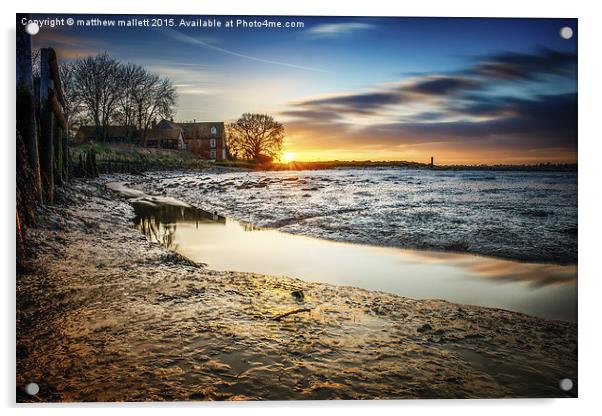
[282,48,577,161]
[161,29,330,73]
[307,22,375,38]
[468,48,577,81]
[288,75,481,118]
[296,91,407,115]
[31,32,107,59]
[406,76,480,95]
[295,93,577,150]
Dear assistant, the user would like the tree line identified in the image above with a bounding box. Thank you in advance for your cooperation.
[56,53,177,143]
[51,52,287,161]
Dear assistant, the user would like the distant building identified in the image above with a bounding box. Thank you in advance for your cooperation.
[75,125,138,144]
[154,119,227,161]
[75,119,228,162]
[144,120,186,150]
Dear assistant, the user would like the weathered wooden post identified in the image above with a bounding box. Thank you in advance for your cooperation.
[39,47,70,200]
[54,123,63,187]
[62,130,69,181]
[39,48,55,203]
[16,14,42,203]
[48,47,68,185]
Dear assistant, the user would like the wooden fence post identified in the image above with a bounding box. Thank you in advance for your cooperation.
[63,131,69,181]
[16,15,42,203]
[39,48,54,204]
[54,123,63,187]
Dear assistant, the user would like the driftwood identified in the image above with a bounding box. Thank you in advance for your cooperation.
[272,308,312,321]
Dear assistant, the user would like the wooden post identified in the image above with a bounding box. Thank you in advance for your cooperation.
[16,14,42,203]
[62,130,69,181]
[39,48,54,203]
[48,47,68,186]
[54,124,63,187]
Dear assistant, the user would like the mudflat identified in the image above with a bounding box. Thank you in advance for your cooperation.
[16,178,577,401]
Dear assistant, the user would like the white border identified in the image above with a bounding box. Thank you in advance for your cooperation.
[2,1,600,415]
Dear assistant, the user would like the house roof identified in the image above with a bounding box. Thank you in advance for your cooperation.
[154,119,224,140]
[155,119,182,130]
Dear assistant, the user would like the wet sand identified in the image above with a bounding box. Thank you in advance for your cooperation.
[17,177,577,401]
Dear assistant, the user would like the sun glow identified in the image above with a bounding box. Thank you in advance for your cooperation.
[282,151,296,163]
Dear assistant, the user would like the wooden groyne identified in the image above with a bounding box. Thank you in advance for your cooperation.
[16,14,70,267]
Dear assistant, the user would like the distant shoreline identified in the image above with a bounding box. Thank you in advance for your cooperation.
[216,159,578,173]
[71,144,578,174]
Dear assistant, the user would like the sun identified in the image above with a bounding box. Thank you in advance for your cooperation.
[282,151,296,163]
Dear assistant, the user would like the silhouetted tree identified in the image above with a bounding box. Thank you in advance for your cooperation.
[135,75,177,144]
[64,54,176,143]
[58,62,86,137]
[227,113,284,161]
[114,63,145,141]
[72,54,122,142]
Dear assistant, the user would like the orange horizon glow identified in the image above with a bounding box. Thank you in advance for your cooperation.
[283,148,578,166]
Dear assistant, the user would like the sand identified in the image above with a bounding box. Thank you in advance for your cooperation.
[16,176,577,401]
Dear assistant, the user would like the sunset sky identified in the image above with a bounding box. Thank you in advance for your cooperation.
[30,15,577,164]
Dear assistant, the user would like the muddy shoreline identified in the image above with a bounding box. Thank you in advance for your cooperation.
[17,176,577,401]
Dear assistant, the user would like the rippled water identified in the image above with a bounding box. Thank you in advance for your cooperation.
[137,168,578,264]
[132,201,577,322]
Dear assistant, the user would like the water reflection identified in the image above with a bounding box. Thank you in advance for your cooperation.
[132,202,577,322]
[406,251,577,288]
[133,202,225,250]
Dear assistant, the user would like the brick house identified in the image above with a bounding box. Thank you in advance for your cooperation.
[155,119,227,161]
[144,121,186,149]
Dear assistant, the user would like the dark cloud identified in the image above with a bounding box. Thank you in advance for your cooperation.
[406,76,480,95]
[292,76,479,117]
[283,48,577,159]
[469,48,577,81]
[286,93,576,152]
[450,94,510,117]
[298,91,406,115]
[374,93,577,148]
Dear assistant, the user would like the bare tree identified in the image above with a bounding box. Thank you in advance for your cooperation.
[136,76,177,145]
[227,113,285,161]
[73,53,121,142]
[114,63,146,141]
[59,62,87,137]
[66,53,177,144]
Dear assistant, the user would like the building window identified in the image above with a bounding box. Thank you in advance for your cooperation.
[210,126,217,136]
[209,150,217,159]
[210,138,216,148]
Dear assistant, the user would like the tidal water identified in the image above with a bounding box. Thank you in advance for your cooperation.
[139,169,578,264]
[132,200,577,322]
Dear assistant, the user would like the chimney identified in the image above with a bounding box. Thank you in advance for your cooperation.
[151,118,156,128]
[170,117,173,122]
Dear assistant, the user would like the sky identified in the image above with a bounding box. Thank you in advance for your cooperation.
[30,14,578,164]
